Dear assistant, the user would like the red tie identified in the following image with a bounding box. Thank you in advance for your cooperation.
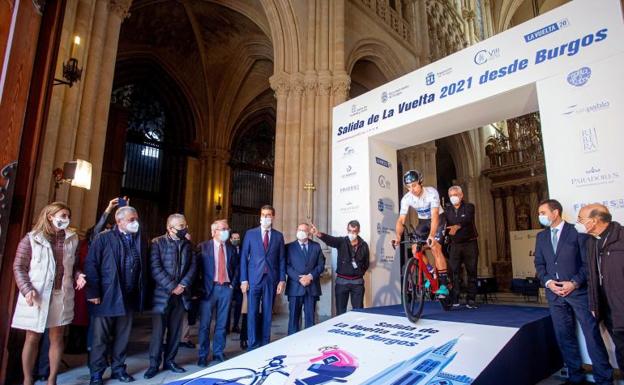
[217,243,227,284]
[263,230,269,251]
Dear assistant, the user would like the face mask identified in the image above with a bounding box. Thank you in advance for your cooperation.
[53,217,70,230]
[219,230,230,242]
[231,239,240,246]
[575,222,588,234]
[347,233,357,242]
[126,220,140,234]
[538,215,552,227]
[175,228,188,240]
[260,217,272,228]
[296,230,308,241]
[449,196,461,205]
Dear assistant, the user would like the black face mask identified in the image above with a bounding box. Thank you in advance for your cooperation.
[175,228,188,240]
[231,239,240,246]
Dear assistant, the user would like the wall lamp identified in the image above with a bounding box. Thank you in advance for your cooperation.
[54,36,83,87]
[53,159,92,200]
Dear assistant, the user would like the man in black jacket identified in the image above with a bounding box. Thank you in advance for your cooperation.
[144,214,197,379]
[85,206,148,385]
[443,186,479,308]
[311,220,369,315]
[577,203,624,371]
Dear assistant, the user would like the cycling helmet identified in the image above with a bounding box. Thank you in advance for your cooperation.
[403,170,423,185]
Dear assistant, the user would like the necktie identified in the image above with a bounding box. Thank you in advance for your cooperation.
[552,228,559,253]
[217,243,227,284]
[263,230,269,251]
[302,243,308,257]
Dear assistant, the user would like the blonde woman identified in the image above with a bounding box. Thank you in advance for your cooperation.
[12,202,86,385]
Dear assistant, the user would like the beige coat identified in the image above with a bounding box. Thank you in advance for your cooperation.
[11,231,78,333]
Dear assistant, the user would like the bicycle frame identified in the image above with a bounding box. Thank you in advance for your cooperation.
[412,243,441,294]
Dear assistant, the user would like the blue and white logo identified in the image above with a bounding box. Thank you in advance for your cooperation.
[473,48,501,65]
[377,198,394,212]
[375,157,391,168]
[567,67,591,87]
[381,91,388,103]
[425,72,435,86]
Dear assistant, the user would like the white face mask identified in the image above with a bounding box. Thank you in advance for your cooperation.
[53,217,70,230]
[296,230,308,241]
[219,229,230,242]
[574,222,588,234]
[347,233,357,242]
[260,217,272,228]
[126,220,140,234]
[449,196,461,205]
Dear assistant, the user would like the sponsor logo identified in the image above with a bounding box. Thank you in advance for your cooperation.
[375,157,392,168]
[340,201,360,213]
[473,48,501,65]
[378,175,392,189]
[523,19,567,43]
[377,246,395,262]
[581,128,598,153]
[341,165,357,179]
[350,104,368,117]
[380,85,409,103]
[339,184,360,193]
[567,67,591,87]
[574,198,624,213]
[562,100,610,116]
[377,198,394,212]
[342,146,355,157]
[571,166,619,188]
[376,223,392,234]
[425,72,435,86]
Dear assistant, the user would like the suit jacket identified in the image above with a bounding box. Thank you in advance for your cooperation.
[240,226,286,287]
[534,221,588,301]
[285,240,325,297]
[197,240,238,299]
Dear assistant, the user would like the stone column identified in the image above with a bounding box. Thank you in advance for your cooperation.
[529,182,540,229]
[80,0,132,229]
[492,188,506,261]
[269,73,290,231]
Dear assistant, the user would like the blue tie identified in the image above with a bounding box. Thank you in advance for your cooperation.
[552,228,559,253]
[302,244,308,257]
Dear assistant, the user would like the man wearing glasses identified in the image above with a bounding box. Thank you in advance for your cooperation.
[197,219,238,366]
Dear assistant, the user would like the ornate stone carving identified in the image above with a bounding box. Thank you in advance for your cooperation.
[290,73,305,97]
[317,75,332,96]
[0,162,18,257]
[331,75,351,98]
[269,73,291,98]
[109,0,132,19]
[303,73,317,97]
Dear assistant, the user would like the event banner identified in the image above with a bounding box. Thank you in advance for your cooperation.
[537,53,624,222]
[167,311,517,385]
[510,230,540,279]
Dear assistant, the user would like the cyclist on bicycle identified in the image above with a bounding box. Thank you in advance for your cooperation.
[392,170,450,297]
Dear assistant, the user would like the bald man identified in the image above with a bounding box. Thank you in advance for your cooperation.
[577,204,624,371]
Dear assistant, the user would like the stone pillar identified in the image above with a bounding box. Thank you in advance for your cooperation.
[492,188,506,261]
[529,182,540,229]
[79,0,131,228]
[504,187,516,235]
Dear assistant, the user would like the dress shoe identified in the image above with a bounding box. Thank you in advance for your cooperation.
[231,326,240,333]
[143,367,158,379]
[240,340,248,349]
[179,341,196,349]
[89,377,103,385]
[164,362,186,373]
[111,371,135,382]
[197,357,209,367]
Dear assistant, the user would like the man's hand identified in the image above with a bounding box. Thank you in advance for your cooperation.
[446,225,460,236]
[547,281,563,295]
[391,236,401,249]
[105,198,119,214]
[25,290,38,307]
[75,273,87,290]
[558,281,576,297]
[277,281,286,295]
[88,297,101,305]
[310,224,319,237]
[241,281,249,293]
[172,284,185,295]
[299,274,313,287]
[427,236,438,247]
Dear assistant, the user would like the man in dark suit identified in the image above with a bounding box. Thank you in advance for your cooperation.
[144,214,196,379]
[226,231,243,334]
[240,205,286,349]
[286,223,325,335]
[85,206,148,385]
[197,219,238,366]
[534,199,612,385]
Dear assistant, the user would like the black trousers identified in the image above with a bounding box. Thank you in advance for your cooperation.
[148,295,186,368]
[89,313,133,377]
[603,305,624,371]
[226,287,243,332]
[335,283,364,315]
[448,240,479,303]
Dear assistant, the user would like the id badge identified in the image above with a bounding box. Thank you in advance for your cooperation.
[351,260,358,269]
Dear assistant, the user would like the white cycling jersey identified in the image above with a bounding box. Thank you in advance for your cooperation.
[399,186,443,219]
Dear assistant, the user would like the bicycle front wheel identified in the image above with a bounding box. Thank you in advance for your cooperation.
[402,257,425,323]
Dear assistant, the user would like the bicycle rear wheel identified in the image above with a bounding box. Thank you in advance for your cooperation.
[402,257,425,323]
